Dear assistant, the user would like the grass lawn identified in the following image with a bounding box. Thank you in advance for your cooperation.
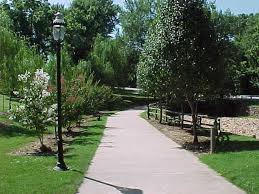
[0,114,107,194]
[200,134,259,194]
[113,88,151,110]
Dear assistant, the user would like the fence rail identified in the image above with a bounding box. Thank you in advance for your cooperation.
[147,103,228,153]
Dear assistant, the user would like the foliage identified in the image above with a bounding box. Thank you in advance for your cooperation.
[1,0,57,56]
[210,7,243,95]
[62,72,87,131]
[120,0,158,51]
[120,0,160,86]
[87,36,128,86]
[235,14,259,90]
[60,65,117,130]
[9,69,56,147]
[0,8,44,95]
[65,0,119,62]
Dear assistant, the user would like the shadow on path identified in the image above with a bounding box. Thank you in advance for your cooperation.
[85,177,143,194]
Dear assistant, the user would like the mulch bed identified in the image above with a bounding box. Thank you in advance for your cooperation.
[146,119,211,154]
[9,116,98,156]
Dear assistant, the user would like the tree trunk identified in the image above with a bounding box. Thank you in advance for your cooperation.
[187,99,199,145]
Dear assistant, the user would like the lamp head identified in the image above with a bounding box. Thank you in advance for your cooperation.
[53,12,65,41]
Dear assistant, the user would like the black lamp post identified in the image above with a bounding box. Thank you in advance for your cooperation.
[53,12,68,171]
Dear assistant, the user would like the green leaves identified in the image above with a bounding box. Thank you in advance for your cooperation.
[0,10,44,94]
[65,0,119,62]
[138,0,222,101]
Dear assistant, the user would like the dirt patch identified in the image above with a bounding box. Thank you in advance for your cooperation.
[146,119,211,154]
[10,134,58,156]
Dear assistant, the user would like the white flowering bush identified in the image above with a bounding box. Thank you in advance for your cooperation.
[10,69,56,149]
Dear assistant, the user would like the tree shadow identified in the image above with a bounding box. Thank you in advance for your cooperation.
[217,140,259,153]
[0,122,37,138]
[84,176,143,194]
[80,124,106,130]
[69,130,103,146]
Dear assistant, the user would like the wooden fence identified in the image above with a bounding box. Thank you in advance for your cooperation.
[147,103,228,153]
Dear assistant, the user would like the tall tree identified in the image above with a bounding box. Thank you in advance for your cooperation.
[235,14,259,93]
[0,7,43,96]
[65,0,119,63]
[1,0,55,56]
[138,0,223,144]
[86,36,128,87]
[120,0,158,50]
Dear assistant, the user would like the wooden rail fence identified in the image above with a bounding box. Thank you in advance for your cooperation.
[147,103,229,153]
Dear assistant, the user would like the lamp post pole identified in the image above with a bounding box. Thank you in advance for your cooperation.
[53,12,68,171]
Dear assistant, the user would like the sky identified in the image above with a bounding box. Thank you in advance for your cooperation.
[49,0,259,15]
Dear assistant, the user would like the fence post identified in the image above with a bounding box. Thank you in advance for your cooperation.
[181,104,184,129]
[147,104,150,119]
[155,106,158,120]
[210,119,217,154]
[159,106,163,123]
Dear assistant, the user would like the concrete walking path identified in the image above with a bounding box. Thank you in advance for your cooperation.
[78,108,245,194]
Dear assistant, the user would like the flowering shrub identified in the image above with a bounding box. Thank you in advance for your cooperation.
[62,74,85,132]
[10,69,56,148]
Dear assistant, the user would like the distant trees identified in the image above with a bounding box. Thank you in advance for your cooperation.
[65,0,119,63]
[86,36,128,86]
[1,0,55,56]
[120,0,159,86]
[235,14,259,92]
[0,9,43,97]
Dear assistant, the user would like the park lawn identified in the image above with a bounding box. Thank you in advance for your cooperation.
[113,89,151,110]
[200,134,259,194]
[0,114,107,194]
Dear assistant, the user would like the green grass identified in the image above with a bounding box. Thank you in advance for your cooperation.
[0,114,107,194]
[200,134,259,194]
[140,111,147,119]
[113,89,151,110]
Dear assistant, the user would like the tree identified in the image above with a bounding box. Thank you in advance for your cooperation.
[0,8,43,99]
[1,0,55,56]
[120,0,158,50]
[235,14,259,93]
[138,0,223,144]
[210,7,243,95]
[65,0,119,63]
[86,36,128,86]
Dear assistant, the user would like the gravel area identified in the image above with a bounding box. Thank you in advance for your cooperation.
[183,115,259,137]
[221,117,259,136]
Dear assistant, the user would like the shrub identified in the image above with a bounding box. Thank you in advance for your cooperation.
[10,69,56,149]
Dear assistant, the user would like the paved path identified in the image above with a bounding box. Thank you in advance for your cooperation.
[78,108,245,194]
